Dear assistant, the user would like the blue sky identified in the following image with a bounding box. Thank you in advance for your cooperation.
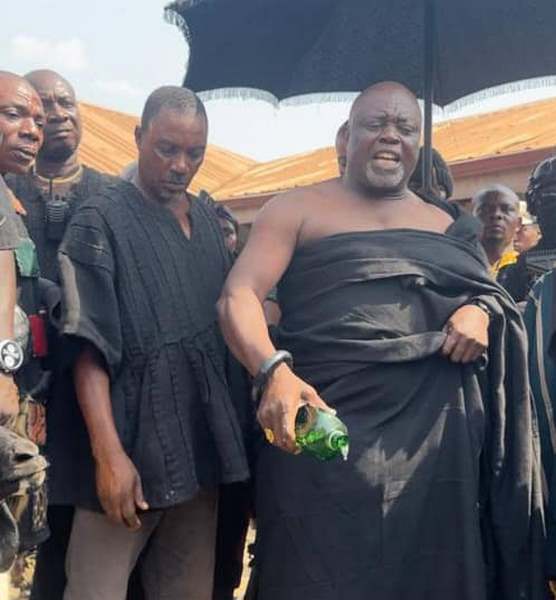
[3,0,185,115]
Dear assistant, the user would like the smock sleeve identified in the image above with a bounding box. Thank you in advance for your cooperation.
[58,204,122,378]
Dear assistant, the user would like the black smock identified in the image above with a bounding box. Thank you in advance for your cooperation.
[7,166,118,282]
[254,214,545,600]
[56,181,249,510]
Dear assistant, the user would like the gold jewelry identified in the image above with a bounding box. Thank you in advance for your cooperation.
[263,428,275,444]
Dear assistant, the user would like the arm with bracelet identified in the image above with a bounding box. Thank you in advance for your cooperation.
[217,193,334,454]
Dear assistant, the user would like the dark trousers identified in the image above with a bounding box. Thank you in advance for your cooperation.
[212,482,252,600]
[31,506,73,600]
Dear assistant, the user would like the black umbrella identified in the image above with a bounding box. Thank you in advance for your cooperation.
[166,0,556,189]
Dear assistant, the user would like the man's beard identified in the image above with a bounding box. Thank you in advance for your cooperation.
[39,140,77,164]
[364,164,406,195]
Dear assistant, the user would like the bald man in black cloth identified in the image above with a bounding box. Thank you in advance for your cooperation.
[218,82,545,600]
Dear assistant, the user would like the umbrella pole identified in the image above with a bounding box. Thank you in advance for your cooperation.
[423,0,435,194]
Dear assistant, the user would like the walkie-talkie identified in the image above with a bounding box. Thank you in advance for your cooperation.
[45,178,70,241]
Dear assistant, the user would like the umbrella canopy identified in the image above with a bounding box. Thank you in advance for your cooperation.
[166,0,556,106]
[166,0,556,190]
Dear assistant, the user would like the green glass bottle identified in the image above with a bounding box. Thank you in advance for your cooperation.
[295,405,350,461]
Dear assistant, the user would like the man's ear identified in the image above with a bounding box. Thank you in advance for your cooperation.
[134,125,142,152]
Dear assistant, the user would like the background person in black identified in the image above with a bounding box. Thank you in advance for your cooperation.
[215,204,240,255]
[499,156,556,303]
[409,146,454,202]
[7,70,118,282]
[5,69,119,600]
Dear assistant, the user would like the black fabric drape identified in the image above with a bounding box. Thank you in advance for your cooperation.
[253,217,545,600]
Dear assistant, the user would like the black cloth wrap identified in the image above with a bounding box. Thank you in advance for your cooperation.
[56,181,250,509]
[253,214,545,600]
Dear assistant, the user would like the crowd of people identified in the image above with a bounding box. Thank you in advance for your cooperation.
[0,67,555,600]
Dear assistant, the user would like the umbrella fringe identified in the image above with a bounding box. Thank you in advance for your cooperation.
[164,2,193,42]
[198,88,357,107]
[164,2,194,82]
[199,88,280,106]
[447,76,556,114]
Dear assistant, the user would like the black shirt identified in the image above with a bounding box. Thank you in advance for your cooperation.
[7,166,118,282]
[57,181,249,509]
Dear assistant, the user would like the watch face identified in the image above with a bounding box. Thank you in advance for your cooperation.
[0,340,23,373]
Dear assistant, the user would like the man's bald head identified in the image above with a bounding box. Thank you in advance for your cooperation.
[350,82,422,129]
[25,69,76,97]
[0,71,44,175]
[24,69,81,164]
[345,81,422,197]
[0,70,40,100]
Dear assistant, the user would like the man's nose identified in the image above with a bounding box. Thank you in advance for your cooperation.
[19,118,41,142]
[48,102,68,122]
[379,124,400,144]
[172,153,190,175]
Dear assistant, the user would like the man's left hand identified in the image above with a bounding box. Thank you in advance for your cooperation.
[441,304,489,363]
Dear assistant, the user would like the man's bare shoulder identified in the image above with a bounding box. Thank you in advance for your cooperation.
[409,191,454,230]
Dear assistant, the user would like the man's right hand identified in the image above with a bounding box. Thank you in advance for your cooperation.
[0,373,19,425]
[257,363,333,454]
[95,450,149,530]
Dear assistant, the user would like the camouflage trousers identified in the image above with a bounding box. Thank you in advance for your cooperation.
[7,394,49,599]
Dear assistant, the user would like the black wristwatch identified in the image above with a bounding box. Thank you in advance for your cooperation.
[252,350,293,403]
[0,339,24,374]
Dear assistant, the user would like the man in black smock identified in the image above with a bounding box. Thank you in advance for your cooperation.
[58,86,249,600]
[218,82,545,600]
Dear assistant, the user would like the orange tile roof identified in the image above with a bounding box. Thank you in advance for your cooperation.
[213,96,556,200]
[212,147,339,200]
[434,96,556,163]
[77,102,256,194]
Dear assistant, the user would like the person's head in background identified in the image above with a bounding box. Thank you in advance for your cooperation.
[409,147,454,201]
[472,184,521,267]
[514,200,541,253]
[526,155,556,250]
[0,71,44,176]
[335,121,348,176]
[215,204,239,254]
[25,69,81,175]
